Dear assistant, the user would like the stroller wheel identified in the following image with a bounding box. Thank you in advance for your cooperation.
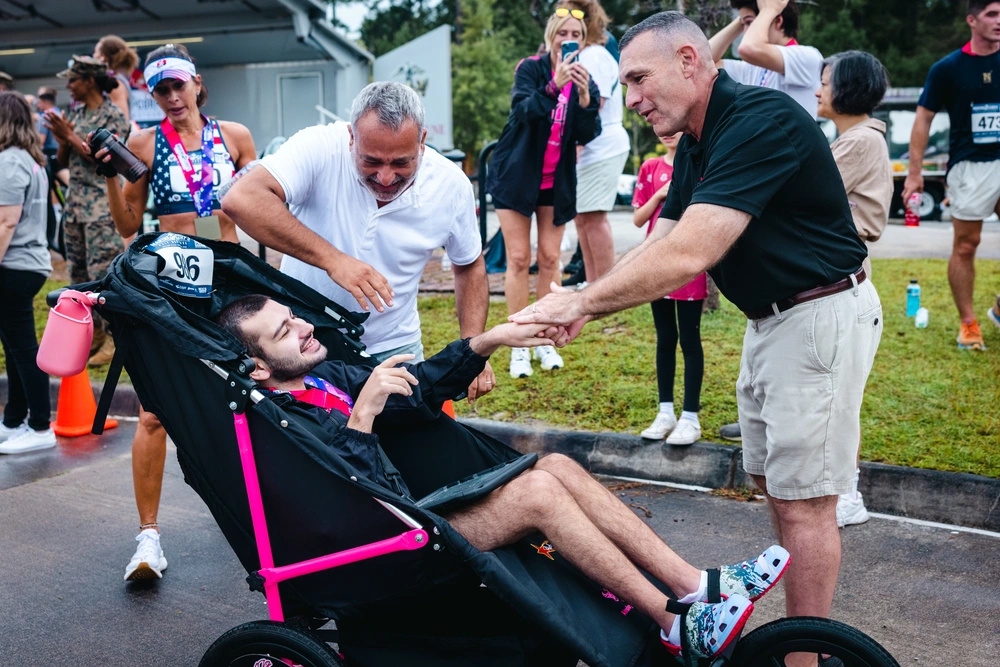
[728,616,900,667]
[200,620,344,667]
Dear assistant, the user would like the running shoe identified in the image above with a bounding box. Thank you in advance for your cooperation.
[987,299,1000,331]
[957,318,985,351]
[534,345,564,370]
[509,347,533,379]
[641,412,676,440]
[0,428,56,454]
[718,544,791,602]
[665,419,701,446]
[837,492,870,528]
[719,422,742,442]
[661,595,754,660]
[0,421,28,443]
[124,529,168,581]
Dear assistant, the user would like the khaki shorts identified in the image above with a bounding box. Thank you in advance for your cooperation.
[576,151,629,213]
[738,279,883,500]
[946,160,1000,221]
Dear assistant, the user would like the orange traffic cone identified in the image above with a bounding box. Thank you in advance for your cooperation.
[52,370,118,437]
[442,400,455,419]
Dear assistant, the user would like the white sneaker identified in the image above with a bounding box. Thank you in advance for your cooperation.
[509,347,533,378]
[0,421,28,443]
[836,492,870,528]
[665,419,701,446]
[124,529,168,581]
[575,281,589,292]
[534,345,564,370]
[640,412,677,440]
[0,428,56,454]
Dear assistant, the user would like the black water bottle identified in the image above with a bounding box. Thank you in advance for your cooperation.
[89,128,148,183]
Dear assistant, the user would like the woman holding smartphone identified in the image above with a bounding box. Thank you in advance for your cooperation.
[487,7,600,379]
[95,43,256,583]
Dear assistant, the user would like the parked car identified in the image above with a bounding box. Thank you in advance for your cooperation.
[616,173,637,206]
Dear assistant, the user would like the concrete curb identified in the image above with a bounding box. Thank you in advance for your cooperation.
[4,376,996,531]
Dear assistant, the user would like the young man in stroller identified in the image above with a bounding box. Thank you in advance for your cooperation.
[217,295,792,661]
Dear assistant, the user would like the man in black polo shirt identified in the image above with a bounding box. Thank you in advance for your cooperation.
[512,11,883,639]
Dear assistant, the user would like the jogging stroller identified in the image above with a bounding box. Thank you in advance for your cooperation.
[55,233,900,667]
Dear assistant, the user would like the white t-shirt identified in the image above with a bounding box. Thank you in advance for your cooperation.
[723,44,823,118]
[261,122,482,354]
[577,45,631,167]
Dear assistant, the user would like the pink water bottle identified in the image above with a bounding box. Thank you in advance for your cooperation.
[904,193,921,227]
[37,290,97,377]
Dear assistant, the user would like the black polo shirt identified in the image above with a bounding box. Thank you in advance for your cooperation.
[660,70,868,312]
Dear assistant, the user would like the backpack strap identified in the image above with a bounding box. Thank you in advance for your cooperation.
[92,325,131,435]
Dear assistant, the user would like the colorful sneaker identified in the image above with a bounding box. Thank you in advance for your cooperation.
[957,319,985,351]
[641,412,676,440]
[0,421,28,443]
[534,345,564,371]
[718,544,791,602]
[836,492,870,528]
[987,300,1000,331]
[661,595,754,660]
[124,529,168,581]
[509,347,533,379]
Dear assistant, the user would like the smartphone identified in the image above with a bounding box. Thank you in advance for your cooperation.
[561,40,579,62]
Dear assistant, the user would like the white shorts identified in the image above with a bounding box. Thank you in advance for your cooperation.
[738,279,883,501]
[946,159,1000,221]
[576,151,629,213]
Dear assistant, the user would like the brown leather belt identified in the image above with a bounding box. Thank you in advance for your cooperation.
[743,268,867,320]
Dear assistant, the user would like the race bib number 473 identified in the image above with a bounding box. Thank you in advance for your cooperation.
[972,103,1000,144]
[147,233,214,298]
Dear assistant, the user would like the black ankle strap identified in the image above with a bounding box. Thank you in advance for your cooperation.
[666,599,695,667]
[706,567,722,603]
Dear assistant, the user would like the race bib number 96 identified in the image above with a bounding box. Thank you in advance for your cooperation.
[971,103,1000,144]
[147,232,214,298]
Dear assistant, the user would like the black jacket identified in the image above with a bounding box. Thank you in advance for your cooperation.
[487,54,602,226]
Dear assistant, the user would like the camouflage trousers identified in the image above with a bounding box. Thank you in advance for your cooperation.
[64,216,124,286]
[64,217,124,333]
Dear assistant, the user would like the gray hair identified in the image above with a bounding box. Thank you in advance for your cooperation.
[350,81,425,131]
[619,11,711,58]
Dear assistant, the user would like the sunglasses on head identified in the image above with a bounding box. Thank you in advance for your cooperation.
[555,7,585,19]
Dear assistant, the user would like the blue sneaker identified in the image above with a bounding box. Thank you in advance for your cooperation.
[718,544,791,602]
[661,594,754,659]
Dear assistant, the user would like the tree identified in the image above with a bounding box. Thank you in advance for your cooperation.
[359,0,458,57]
[452,0,519,160]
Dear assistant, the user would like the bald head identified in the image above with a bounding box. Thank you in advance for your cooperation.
[619,11,718,139]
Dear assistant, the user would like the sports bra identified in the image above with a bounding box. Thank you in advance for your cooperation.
[151,119,235,216]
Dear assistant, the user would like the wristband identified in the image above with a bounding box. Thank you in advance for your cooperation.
[545,79,560,99]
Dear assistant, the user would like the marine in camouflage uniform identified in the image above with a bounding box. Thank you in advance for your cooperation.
[57,58,130,289]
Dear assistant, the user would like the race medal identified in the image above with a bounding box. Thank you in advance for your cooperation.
[147,232,214,298]
[194,214,222,240]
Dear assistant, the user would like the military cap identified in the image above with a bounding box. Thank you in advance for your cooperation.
[57,55,108,80]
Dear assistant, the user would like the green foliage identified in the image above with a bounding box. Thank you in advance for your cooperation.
[452,0,518,159]
[359,0,458,57]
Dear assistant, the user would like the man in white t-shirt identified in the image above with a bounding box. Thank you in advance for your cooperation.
[574,40,631,283]
[709,0,823,118]
[223,82,495,400]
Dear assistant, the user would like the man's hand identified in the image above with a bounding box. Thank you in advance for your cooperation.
[508,283,593,347]
[468,322,556,358]
[346,354,417,433]
[328,254,394,313]
[467,361,496,403]
[756,0,789,14]
[902,173,924,205]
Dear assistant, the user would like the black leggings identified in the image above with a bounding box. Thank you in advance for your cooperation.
[650,298,704,413]
[0,268,50,430]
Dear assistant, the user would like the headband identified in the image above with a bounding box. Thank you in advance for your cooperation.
[144,57,197,88]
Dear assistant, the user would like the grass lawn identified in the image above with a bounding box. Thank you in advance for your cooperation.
[419,258,1000,479]
[3,259,997,477]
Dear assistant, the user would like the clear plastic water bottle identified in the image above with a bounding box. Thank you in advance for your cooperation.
[915,307,929,328]
[904,193,921,227]
[906,279,921,317]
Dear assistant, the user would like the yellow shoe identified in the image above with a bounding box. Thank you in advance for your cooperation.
[87,337,116,366]
[957,319,985,351]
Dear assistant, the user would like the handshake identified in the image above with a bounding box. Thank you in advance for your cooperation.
[506,282,593,348]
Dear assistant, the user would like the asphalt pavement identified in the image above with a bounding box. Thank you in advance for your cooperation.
[1,422,998,665]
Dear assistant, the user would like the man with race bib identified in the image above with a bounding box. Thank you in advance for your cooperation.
[96,43,256,582]
[903,0,1000,351]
